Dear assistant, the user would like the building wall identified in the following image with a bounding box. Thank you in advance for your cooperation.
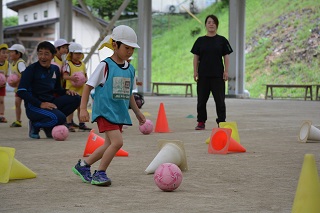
[18,1,57,24]
[71,12,112,76]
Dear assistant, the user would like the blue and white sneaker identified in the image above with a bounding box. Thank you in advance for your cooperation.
[91,170,111,186]
[72,159,92,183]
[28,120,40,139]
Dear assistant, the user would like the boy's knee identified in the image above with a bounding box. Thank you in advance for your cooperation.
[114,140,123,150]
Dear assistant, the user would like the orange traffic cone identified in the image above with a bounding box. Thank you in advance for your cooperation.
[115,149,129,157]
[154,103,170,133]
[83,130,128,157]
[208,128,246,154]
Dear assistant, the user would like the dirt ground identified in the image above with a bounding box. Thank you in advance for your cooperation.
[1,92,319,213]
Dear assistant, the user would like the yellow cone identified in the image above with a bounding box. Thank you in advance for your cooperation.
[9,158,37,180]
[0,147,36,183]
[0,147,15,183]
[292,154,320,213]
[205,137,210,144]
[220,121,240,143]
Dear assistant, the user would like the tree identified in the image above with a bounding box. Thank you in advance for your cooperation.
[3,16,18,27]
[74,0,138,20]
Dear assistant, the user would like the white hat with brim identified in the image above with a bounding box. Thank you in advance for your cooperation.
[54,39,69,48]
[8,44,25,54]
[67,42,84,60]
[111,25,140,49]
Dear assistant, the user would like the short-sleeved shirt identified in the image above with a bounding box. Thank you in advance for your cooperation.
[88,58,135,125]
[191,35,233,78]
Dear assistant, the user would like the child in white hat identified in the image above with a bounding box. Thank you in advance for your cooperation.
[53,38,69,69]
[62,42,91,132]
[8,44,26,127]
[72,25,146,186]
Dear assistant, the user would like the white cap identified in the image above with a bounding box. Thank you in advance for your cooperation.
[68,42,83,53]
[111,25,140,48]
[66,43,84,60]
[8,44,25,54]
[54,39,69,48]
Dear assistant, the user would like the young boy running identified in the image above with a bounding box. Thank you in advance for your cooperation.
[72,25,146,186]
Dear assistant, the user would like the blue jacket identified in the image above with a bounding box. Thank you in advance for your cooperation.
[17,61,66,108]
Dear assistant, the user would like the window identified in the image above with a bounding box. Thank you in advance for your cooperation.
[34,12,38,20]
[24,15,28,22]
[44,10,48,18]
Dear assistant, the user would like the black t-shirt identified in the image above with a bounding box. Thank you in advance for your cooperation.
[191,35,233,78]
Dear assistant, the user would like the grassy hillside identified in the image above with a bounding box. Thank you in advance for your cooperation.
[143,0,320,98]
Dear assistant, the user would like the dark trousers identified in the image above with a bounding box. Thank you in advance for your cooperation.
[25,95,81,129]
[197,77,226,124]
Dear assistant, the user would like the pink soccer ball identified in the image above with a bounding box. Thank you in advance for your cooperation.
[7,74,20,87]
[52,125,69,141]
[0,73,6,86]
[139,119,153,135]
[154,163,183,192]
[71,72,86,87]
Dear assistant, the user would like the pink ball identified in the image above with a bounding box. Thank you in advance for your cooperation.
[139,119,153,135]
[0,73,6,86]
[52,125,69,141]
[154,163,183,192]
[71,72,86,87]
[7,74,20,87]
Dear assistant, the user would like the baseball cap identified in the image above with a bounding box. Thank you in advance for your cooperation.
[111,25,140,48]
[8,44,25,54]
[0,44,8,49]
[54,39,69,48]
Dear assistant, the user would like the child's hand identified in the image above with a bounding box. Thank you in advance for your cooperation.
[80,109,90,122]
[136,112,146,125]
[71,75,79,82]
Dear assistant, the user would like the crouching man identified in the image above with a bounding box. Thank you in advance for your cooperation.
[17,41,80,139]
